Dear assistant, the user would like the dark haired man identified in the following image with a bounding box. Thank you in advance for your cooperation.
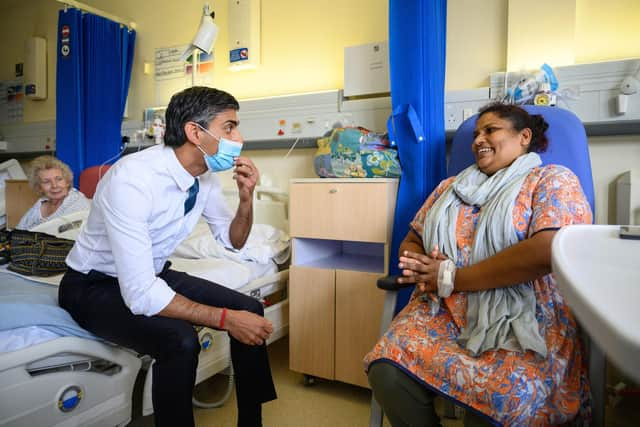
[59,86,276,427]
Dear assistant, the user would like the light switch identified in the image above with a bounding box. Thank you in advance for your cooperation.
[462,108,473,121]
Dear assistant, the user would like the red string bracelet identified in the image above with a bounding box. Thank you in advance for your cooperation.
[219,307,227,329]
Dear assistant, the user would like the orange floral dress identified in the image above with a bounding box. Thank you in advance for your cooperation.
[364,165,592,426]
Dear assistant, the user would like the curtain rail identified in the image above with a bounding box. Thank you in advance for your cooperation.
[55,0,136,29]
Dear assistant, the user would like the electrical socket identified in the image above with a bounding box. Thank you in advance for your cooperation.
[445,108,462,131]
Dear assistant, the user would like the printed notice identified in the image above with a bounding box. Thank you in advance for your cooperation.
[155,45,188,81]
[153,45,215,106]
[0,79,24,124]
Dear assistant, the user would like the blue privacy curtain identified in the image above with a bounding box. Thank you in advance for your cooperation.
[387,0,447,310]
[56,8,136,186]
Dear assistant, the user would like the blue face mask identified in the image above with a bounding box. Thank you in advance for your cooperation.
[195,124,243,172]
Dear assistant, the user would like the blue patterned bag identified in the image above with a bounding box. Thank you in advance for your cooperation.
[313,128,401,178]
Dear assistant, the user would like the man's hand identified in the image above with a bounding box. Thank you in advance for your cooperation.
[223,309,273,346]
[233,156,259,203]
[229,156,257,249]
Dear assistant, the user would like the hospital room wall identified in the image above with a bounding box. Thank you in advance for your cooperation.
[575,0,640,224]
[500,0,640,225]
[72,0,390,119]
[588,137,640,225]
[0,0,61,122]
[0,1,638,224]
[3,0,638,119]
[0,0,390,121]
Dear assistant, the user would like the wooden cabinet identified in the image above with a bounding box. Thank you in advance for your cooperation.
[288,178,397,388]
[5,180,38,229]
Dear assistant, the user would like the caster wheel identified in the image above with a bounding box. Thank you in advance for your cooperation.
[303,374,316,386]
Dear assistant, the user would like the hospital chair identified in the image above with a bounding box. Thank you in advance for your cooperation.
[79,164,111,198]
[370,105,600,427]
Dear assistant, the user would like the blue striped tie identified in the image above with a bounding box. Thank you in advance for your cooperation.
[184,179,199,215]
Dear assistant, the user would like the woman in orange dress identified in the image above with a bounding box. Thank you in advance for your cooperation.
[365,103,592,426]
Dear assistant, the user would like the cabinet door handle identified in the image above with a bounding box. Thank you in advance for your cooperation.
[329,188,337,194]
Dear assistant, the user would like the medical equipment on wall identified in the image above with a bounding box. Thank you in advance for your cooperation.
[617,62,640,114]
[143,106,167,144]
[503,63,559,105]
[228,0,261,71]
[24,37,47,100]
[152,118,165,144]
[615,170,640,225]
[179,2,219,89]
[491,58,640,126]
[620,64,640,95]
[344,41,390,97]
[180,3,219,62]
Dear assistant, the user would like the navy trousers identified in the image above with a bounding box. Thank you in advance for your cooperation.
[59,264,277,427]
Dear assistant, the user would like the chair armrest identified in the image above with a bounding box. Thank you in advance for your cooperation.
[377,275,415,291]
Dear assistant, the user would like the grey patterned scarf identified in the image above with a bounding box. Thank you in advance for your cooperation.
[422,152,547,357]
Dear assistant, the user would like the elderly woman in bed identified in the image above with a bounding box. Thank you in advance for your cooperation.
[16,155,90,230]
[365,103,593,426]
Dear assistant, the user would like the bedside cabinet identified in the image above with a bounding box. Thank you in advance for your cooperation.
[288,178,398,388]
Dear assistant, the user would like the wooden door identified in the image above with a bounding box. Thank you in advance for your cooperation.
[334,270,386,388]
[289,266,335,380]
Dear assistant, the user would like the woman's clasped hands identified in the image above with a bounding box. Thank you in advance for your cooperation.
[397,245,449,295]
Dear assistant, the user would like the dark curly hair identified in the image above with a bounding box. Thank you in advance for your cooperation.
[478,103,549,153]
[164,86,239,147]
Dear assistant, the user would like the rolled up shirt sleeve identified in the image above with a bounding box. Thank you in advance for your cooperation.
[128,276,176,316]
[97,170,176,316]
[201,176,235,249]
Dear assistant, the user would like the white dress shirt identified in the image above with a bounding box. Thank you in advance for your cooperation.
[66,145,234,316]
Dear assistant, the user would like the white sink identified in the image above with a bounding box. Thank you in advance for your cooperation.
[552,224,640,382]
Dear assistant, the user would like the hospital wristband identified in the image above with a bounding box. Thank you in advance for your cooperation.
[437,259,456,298]
[219,307,227,329]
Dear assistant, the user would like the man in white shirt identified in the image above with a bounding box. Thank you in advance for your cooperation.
[59,87,276,427]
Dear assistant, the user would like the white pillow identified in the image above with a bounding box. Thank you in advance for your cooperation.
[173,221,290,265]
[30,209,90,240]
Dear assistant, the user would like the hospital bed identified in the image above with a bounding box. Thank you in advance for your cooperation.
[0,188,291,426]
[0,273,142,427]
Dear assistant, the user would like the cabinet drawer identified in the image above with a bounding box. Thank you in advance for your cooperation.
[289,181,394,242]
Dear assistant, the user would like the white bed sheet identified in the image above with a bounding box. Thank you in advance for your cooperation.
[173,221,290,265]
[0,326,60,353]
[0,269,97,353]
[167,256,278,290]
